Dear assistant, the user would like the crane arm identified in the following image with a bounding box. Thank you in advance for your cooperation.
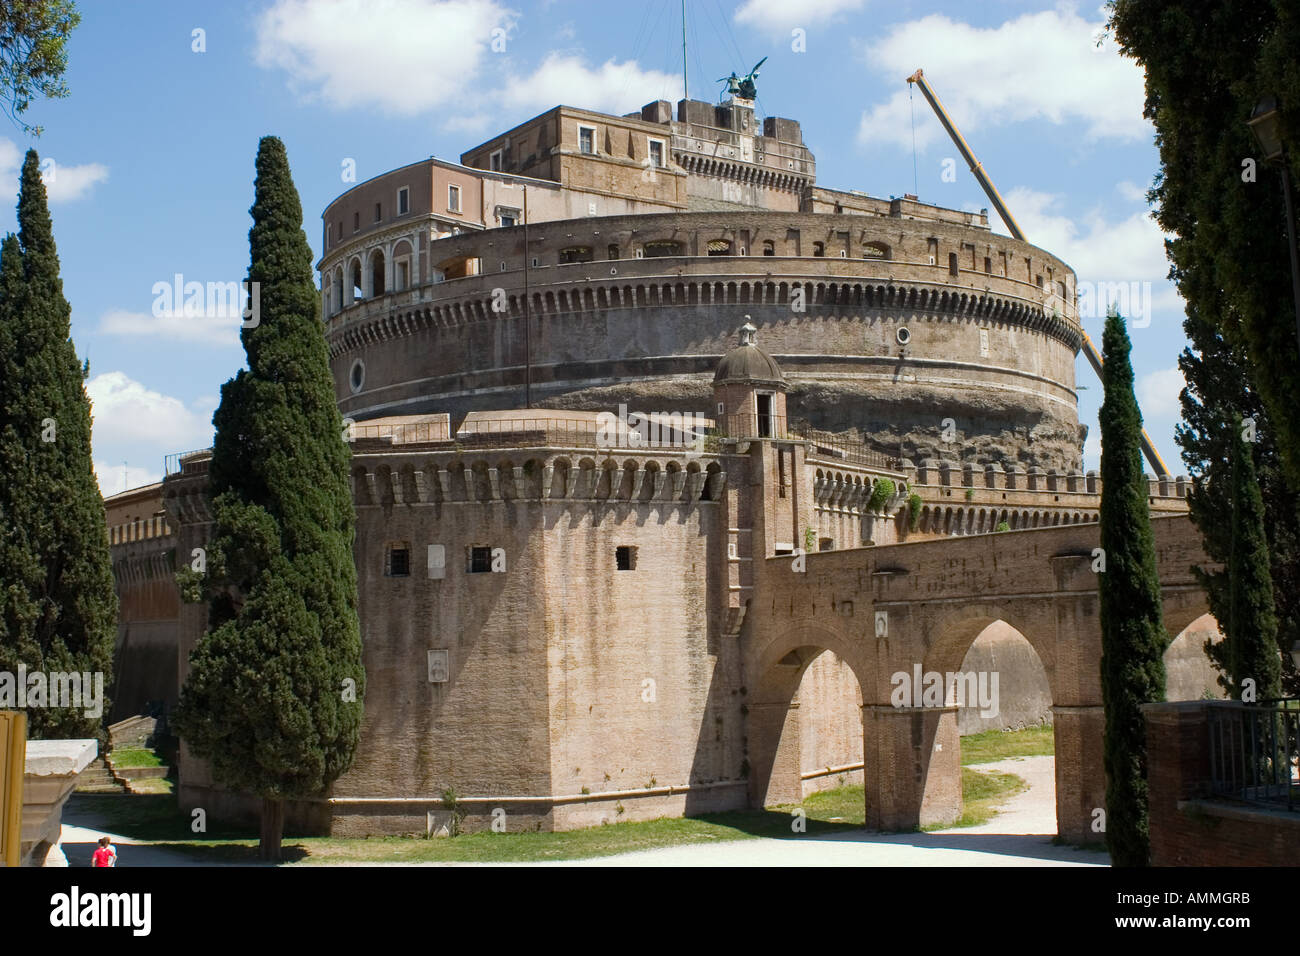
[906,67,1170,477]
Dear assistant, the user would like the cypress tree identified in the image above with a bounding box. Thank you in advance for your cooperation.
[1226,415,1282,701]
[172,137,364,861]
[1097,310,1168,867]
[0,151,117,739]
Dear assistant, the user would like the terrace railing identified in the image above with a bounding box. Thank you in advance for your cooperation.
[1207,699,1300,811]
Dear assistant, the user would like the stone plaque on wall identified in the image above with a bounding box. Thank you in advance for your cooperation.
[427,649,449,683]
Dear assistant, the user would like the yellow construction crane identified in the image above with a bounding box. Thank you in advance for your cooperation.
[906,68,1170,477]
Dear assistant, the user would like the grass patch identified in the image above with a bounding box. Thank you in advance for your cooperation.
[127,778,175,795]
[960,725,1054,765]
[921,768,1028,830]
[72,727,1049,864]
[108,747,164,769]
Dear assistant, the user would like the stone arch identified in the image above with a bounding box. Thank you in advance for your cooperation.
[745,622,869,809]
[1163,612,1226,701]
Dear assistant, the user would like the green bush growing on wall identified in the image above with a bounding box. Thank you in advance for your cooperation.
[867,478,895,512]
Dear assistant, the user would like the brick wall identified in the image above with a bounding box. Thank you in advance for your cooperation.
[1145,701,1300,866]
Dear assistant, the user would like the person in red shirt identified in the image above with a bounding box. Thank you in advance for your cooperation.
[91,836,117,867]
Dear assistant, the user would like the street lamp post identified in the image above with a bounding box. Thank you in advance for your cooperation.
[506,179,532,409]
[1248,96,1300,355]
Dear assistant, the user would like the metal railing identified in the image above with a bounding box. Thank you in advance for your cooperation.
[803,428,900,471]
[1207,699,1300,811]
[163,448,213,477]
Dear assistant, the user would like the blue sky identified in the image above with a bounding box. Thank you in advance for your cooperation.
[9,0,1186,494]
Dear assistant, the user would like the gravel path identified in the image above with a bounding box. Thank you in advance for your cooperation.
[56,755,1109,867]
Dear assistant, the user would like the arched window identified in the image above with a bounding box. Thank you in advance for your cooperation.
[707,239,732,256]
[350,260,363,300]
[862,241,890,260]
[812,241,824,257]
[369,248,386,297]
[762,240,775,256]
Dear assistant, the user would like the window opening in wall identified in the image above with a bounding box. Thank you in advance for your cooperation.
[984,257,992,274]
[468,546,493,573]
[1035,274,1043,288]
[499,208,518,228]
[385,543,410,577]
[353,211,360,232]
[819,538,834,552]
[559,246,593,264]
[777,446,786,498]
[948,252,959,275]
[648,139,665,167]
[979,327,990,358]
[756,392,773,438]
[607,244,620,260]
[615,545,636,571]
[707,239,732,256]
[396,258,410,290]
[448,184,461,213]
[762,240,775,256]
[398,187,409,215]
[643,240,683,257]
[862,242,889,260]
[812,241,824,257]
[579,126,595,155]
[489,149,503,172]
[374,202,382,222]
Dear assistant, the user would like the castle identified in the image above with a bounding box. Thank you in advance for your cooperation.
[107,93,1215,837]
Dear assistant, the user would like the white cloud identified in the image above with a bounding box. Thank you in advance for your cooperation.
[999,186,1170,288]
[499,54,681,116]
[95,462,162,498]
[254,0,514,115]
[0,138,108,202]
[87,372,214,451]
[1116,180,1148,203]
[1137,365,1186,419]
[98,308,244,347]
[735,0,866,35]
[856,10,1149,151]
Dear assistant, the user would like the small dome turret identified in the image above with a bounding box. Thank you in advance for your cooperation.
[714,320,786,388]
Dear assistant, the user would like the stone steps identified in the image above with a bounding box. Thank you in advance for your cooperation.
[75,756,124,794]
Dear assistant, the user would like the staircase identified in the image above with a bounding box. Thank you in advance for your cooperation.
[75,755,125,794]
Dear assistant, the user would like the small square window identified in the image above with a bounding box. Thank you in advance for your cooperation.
[448,184,461,213]
[616,546,636,571]
[579,126,595,155]
[398,187,409,215]
[385,543,410,577]
[468,546,492,573]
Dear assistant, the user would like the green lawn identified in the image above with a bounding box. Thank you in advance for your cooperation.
[73,726,1050,864]
[960,724,1054,765]
[108,747,165,769]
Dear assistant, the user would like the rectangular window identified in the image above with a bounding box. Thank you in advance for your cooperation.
[615,546,636,571]
[427,544,446,580]
[398,187,409,215]
[648,138,665,168]
[396,259,410,290]
[578,126,595,155]
[374,202,382,222]
[468,546,492,573]
[979,327,990,358]
[353,211,360,232]
[385,543,410,577]
[489,149,503,172]
[756,393,773,438]
[500,213,516,228]
[448,184,461,213]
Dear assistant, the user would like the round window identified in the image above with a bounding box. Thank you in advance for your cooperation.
[349,359,365,394]
[896,326,911,346]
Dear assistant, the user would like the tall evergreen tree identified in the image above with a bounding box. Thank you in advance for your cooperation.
[1226,414,1283,701]
[172,137,364,860]
[0,150,116,739]
[1109,0,1300,493]
[1176,305,1299,696]
[1097,310,1168,867]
